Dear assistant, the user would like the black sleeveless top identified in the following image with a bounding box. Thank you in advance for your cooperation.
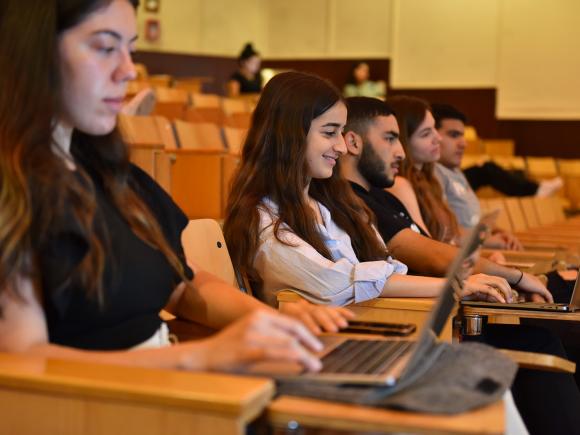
[230,71,262,94]
[40,164,193,350]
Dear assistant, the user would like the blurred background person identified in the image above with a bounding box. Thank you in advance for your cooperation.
[227,42,263,97]
[343,61,386,99]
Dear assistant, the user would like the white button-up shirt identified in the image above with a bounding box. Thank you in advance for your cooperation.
[253,198,408,307]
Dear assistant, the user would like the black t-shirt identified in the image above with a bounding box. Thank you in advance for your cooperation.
[40,164,193,350]
[350,182,429,243]
[230,71,262,94]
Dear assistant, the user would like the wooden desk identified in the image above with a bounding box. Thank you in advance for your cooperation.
[268,396,504,435]
[462,304,580,326]
[278,292,454,342]
[0,353,273,435]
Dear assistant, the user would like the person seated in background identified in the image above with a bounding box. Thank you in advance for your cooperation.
[223,72,532,308]
[432,103,563,200]
[343,61,386,99]
[339,96,580,435]
[431,103,524,249]
[386,96,521,250]
[227,42,263,97]
[0,0,355,375]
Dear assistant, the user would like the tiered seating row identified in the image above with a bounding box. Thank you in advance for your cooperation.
[119,115,247,220]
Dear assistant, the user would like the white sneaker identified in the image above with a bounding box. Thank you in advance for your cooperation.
[535,177,564,197]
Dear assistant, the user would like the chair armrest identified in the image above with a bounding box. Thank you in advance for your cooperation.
[500,349,576,374]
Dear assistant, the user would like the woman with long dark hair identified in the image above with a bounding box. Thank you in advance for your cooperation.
[386,96,461,244]
[223,72,513,307]
[0,0,355,372]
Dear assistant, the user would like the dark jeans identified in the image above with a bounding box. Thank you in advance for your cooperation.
[463,162,539,196]
[464,324,580,435]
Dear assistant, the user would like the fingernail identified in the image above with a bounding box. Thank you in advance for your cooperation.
[313,338,323,351]
[311,358,322,372]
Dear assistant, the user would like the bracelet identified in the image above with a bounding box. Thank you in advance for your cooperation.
[512,270,524,287]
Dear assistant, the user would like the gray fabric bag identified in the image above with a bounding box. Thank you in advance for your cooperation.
[276,341,517,414]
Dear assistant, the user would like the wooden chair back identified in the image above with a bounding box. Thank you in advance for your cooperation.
[191,93,221,108]
[185,106,225,125]
[526,157,559,180]
[558,159,580,208]
[223,126,248,155]
[533,197,565,226]
[482,139,515,156]
[118,115,174,193]
[181,219,238,288]
[482,198,512,231]
[222,97,250,116]
[148,74,173,88]
[153,87,189,121]
[519,197,540,228]
[463,125,478,140]
[491,156,526,171]
[173,77,212,94]
[464,139,483,155]
[463,125,481,154]
[126,80,151,98]
[504,197,528,232]
[173,120,224,152]
[460,154,488,170]
[224,112,252,129]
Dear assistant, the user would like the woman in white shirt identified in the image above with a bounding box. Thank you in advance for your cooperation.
[224,72,512,307]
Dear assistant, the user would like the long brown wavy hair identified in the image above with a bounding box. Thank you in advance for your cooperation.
[387,96,460,243]
[224,72,387,285]
[0,0,186,305]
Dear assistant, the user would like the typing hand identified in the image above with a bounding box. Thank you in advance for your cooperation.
[461,273,513,303]
[515,272,553,303]
[200,310,322,373]
[279,299,355,334]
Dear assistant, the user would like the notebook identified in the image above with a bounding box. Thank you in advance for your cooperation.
[462,268,580,312]
[248,214,492,386]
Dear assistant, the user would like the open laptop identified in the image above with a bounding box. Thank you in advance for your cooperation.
[249,215,492,386]
[462,268,580,313]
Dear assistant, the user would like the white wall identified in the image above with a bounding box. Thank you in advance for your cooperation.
[496,0,580,119]
[136,0,392,59]
[390,0,498,89]
[136,0,580,120]
[136,0,268,56]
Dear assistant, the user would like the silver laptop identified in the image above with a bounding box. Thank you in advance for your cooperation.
[248,216,491,386]
[462,269,580,312]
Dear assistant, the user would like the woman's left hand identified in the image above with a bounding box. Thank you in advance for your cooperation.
[279,299,355,334]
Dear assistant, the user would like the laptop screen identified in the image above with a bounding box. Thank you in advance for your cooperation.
[419,210,498,340]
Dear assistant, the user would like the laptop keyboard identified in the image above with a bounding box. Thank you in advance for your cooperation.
[320,340,414,375]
